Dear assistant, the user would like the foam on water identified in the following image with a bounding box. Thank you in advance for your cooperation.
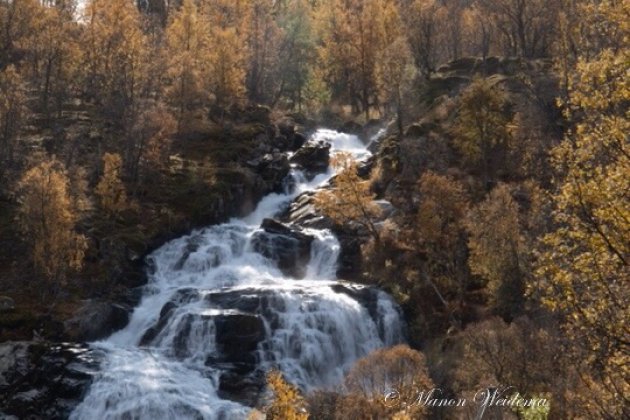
[71,130,404,420]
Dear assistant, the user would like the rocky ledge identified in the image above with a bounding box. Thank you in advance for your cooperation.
[0,341,102,419]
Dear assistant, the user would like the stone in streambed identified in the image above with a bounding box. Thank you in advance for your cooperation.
[64,300,131,342]
[289,140,330,179]
[250,219,315,279]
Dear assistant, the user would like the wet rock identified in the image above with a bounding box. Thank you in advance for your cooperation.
[276,115,310,151]
[278,118,296,137]
[357,155,376,179]
[330,284,379,324]
[292,132,307,151]
[246,153,290,192]
[289,140,330,179]
[64,301,131,342]
[250,219,315,279]
[0,341,101,419]
[217,370,265,407]
[139,288,201,346]
[214,314,266,361]
[173,236,203,270]
[281,192,333,230]
[335,233,363,280]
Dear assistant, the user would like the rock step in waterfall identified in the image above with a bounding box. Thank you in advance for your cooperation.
[69,129,405,420]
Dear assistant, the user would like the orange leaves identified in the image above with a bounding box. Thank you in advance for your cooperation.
[343,345,434,419]
[265,370,308,420]
[17,159,87,283]
[315,152,382,241]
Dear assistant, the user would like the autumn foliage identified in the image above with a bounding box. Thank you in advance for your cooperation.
[0,1,626,418]
[17,159,87,286]
[315,152,382,241]
[265,370,308,420]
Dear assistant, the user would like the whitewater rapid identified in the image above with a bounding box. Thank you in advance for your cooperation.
[70,129,404,419]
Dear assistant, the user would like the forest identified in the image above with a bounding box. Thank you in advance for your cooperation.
[0,0,627,419]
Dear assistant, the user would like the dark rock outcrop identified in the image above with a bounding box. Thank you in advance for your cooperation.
[251,219,315,279]
[335,232,364,280]
[217,370,265,408]
[276,113,312,151]
[330,283,379,325]
[139,288,201,346]
[0,342,101,419]
[291,132,307,151]
[289,140,331,179]
[281,192,333,230]
[213,314,266,366]
[246,153,290,192]
[64,301,131,342]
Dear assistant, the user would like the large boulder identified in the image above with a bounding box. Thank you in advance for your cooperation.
[0,341,101,419]
[291,132,307,151]
[276,115,310,151]
[246,152,290,192]
[213,314,266,366]
[64,300,130,342]
[334,231,364,280]
[289,140,331,179]
[281,192,333,230]
[250,219,315,279]
[139,288,201,346]
[217,370,266,408]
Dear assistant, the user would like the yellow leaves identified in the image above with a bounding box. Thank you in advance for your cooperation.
[315,152,382,240]
[453,78,513,178]
[17,158,87,283]
[533,4,629,416]
[416,171,469,248]
[81,0,148,117]
[165,0,246,122]
[265,370,308,420]
[95,153,128,217]
[315,0,403,115]
[128,102,176,182]
[209,26,246,105]
[465,183,525,316]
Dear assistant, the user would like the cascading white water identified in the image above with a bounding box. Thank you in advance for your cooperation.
[70,129,404,420]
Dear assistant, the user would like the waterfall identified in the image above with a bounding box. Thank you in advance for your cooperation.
[70,129,405,420]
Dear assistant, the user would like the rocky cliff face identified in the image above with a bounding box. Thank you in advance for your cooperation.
[0,342,102,419]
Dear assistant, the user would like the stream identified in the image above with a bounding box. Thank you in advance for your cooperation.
[70,129,405,419]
